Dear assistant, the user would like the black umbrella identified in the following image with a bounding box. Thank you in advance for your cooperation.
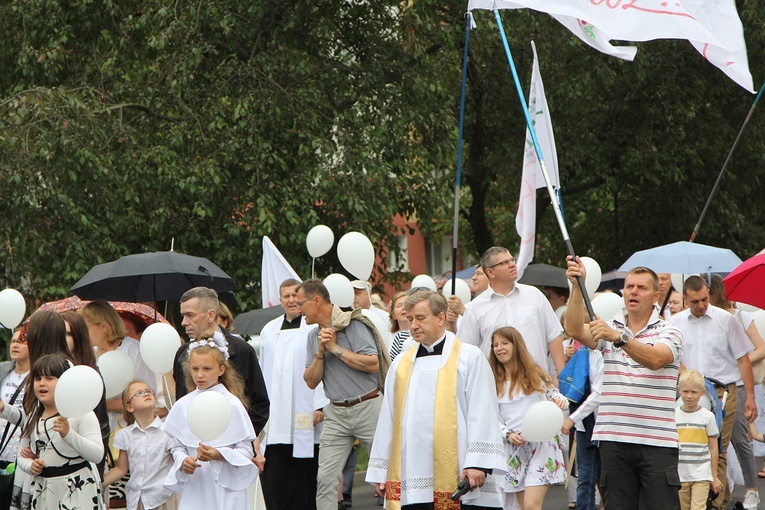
[233,306,285,336]
[518,263,568,288]
[70,251,238,303]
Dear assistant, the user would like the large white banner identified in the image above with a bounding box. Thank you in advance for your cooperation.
[515,42,558,280]
[261,236,301,308]
[468,0,753,91]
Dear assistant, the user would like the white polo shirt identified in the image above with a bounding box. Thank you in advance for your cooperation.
[670,304,752,385]
[457,283,562,370]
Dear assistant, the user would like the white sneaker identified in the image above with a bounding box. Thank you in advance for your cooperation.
[743,489,760,510]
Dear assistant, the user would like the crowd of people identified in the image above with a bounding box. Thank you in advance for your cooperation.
[2,246,765,510]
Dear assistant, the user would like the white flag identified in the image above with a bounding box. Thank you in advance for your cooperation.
[468,0,753,92]
[515,42,558,280]
[262,236,301,308]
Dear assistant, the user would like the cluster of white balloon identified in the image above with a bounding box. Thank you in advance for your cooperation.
[306,225,389,343]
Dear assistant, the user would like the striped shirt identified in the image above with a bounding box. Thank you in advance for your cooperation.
[676,406,718,482]
[592,310,682,448]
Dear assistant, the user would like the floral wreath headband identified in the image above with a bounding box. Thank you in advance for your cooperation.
[187,330,230,360]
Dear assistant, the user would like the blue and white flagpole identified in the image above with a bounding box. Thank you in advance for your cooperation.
[491,3,596,319]
[450,12,472,296]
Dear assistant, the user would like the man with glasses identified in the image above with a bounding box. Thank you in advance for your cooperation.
[298,279,384,510]
[458,246,566,376]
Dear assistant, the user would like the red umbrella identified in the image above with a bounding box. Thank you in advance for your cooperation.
[723,254,765,309]
[30,298,168,327]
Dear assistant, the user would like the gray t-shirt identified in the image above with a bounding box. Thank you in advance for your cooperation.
[305,319,378,401]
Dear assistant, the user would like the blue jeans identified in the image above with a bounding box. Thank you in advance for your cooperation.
[576,428,600,510]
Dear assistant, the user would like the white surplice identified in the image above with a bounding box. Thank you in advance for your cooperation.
[259,316,328,457]
[163,384,258,510]
[365,333,506,507]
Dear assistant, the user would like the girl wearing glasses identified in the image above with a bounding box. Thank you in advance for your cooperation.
[102,380,178,510]
[0,354,106,509]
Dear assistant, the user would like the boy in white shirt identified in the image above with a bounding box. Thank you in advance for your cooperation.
[676,370,722,510]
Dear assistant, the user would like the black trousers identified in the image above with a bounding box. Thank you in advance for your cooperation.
[260,443,320,510]
[599,441,681,510]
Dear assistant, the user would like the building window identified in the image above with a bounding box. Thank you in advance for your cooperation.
[425,237,452,276]
[388,235,409,273]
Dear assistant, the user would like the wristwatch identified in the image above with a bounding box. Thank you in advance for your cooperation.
[613,332,629,348]
[335,347,344,358]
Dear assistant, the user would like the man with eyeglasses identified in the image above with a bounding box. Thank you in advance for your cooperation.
[458,246,566,376]
[298,279,385,510]
[258,278,329,510]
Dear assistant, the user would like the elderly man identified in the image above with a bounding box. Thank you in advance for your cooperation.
[172,287,269,435]
[366,290,505,509]
[670,275,758,510]
[458,246,565,376]
[299,279,384,510]
[565,257,683,510]
[259,278,329,510]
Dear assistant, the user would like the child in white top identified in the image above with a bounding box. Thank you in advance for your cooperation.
[2,354,105,510]
[676,370,722,510]
[162,330,258,509]
[103,380,177,510]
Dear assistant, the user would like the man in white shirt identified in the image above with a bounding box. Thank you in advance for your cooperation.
[259,279,329,510]
[366,290,505,509]
[458,246,565,376]
[670,275,758,510]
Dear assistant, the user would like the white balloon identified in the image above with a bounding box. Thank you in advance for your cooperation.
[521,400,564,442]
[0,289,26,329]
[410,274,437,292]
[97,351,135,399]
[361,309,389,350]
[323,274,354,308]
[441,278,472,304]
[337,232,375,281]
[592,292,625,321]
[306,225,335,258]
[555,304,567,322]
[670,274,687,294]
[140,323,182,374]
[55,365,104,418]
[579,257,602,297]
[187,390,232,442]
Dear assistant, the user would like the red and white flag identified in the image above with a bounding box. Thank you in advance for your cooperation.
[468,0,753,92]
[515,42,559,280]
[262,236,301,308]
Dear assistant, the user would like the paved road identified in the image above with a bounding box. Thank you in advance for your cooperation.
[349,463,763,509]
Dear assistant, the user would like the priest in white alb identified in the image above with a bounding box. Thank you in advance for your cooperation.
[366,290,506,510]
[259,278,329,510]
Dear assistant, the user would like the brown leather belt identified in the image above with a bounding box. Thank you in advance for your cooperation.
[332,389,379,407]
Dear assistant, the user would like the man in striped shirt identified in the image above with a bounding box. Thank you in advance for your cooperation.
[565,257,683,510]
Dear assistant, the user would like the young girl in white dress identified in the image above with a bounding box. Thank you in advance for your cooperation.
[10,354,105,509]
[162,330,258,509]
[103,380,178,510]
[489,327,568,510]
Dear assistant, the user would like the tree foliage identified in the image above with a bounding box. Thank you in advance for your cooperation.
[0,0,763,326]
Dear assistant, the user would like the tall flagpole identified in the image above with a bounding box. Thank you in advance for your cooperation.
[492,5,595,319]
[450,13,472,296]
[689,82,765,242]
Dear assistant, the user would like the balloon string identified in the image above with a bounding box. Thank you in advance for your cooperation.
[163,373,174,410]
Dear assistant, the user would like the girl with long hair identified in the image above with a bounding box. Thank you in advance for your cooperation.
[162,329,257,509]
[489,327,568,510]
[1,354,105,509]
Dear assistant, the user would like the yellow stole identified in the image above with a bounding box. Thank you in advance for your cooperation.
[385,338,462,510]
